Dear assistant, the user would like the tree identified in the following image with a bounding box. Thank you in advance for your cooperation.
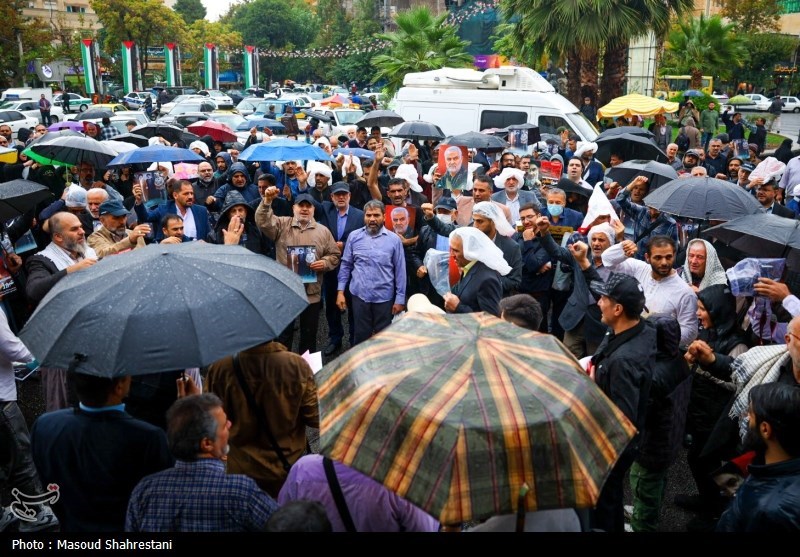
[91,0,188,86]
[721,0,782,34]
[331,0,384,86]
[372,6,472,99]
[310,0,351,81]
[661,14,747,89]
[183,20,242,79]
[174,0,206,25]
[734,33,799,93]
[0,1,55,88]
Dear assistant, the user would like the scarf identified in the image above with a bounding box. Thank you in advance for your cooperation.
[38,242,97,271]
[728,345,789,439]
[679,239,728,291]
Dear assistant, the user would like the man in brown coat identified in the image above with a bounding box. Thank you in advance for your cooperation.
[256,189,341,354]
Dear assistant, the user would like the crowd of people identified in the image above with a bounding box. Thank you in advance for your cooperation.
[0,109,799,534]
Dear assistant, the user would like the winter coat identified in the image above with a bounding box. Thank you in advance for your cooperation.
[209,190,274,258]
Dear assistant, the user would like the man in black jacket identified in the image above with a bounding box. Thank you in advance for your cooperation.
[412,196,458,310]
[208,191,274,258]
[585,264,656,533]
[444,227,509,317]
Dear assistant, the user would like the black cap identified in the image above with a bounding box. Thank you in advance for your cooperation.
[330,181,350,194]
[387,160,401,170]
[295,193,315,205]
[98,199,128,217]
[590,273,647,316]
[435,196,457,211]
[741,162,755,173]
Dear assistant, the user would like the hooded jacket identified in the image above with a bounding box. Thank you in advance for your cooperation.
[209,190,274,258]
[211,162,260,212]
[213,151,233,181]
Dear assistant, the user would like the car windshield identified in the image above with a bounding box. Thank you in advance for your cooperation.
[206,90,226,97]
[210,114,246,129]
[169,103,204,115]
[566,112,598,141]
[255,102,289,115]
[0,102,16,110]
[335,110,366,125]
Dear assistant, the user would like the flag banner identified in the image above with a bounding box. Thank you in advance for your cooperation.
[244,46,256,89]
[204,44,218,90]
[81,39,97,95]
[121,41,135,94]
[164,43,180,87]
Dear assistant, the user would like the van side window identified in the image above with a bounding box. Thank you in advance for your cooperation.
[538,115,572,136]
[480,110,527,130]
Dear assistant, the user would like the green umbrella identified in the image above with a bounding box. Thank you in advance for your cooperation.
[727,95,754,106]
[317,311,636,524]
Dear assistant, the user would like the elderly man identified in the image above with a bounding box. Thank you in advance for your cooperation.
[421,175,511,238]
[679,239,727,293]
[666,143,682,170]
[85,188,109,232]
[336,200,405,345]
[413,196,458,310]
[436,145,468,191]
[87,199,150,258]
[491,167,540,223]
[134,180,211,242]
[470,202,522,296]
[300,162,333,204]
[126,393,279,531]
[444,227,510,316]
[257,189,340,354]
[192,161,220,208]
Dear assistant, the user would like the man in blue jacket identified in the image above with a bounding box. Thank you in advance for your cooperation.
[134,179,211,242]
[208,163,260,213]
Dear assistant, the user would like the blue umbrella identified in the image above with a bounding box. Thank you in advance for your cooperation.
[237,118,286,132]
[239,139,334,162]
[333,147,375,160]
[106,145,205,167]
[683,90,703,97]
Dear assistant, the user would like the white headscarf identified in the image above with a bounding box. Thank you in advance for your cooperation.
[472,201,516,238]
[306,161,332,187]
[423,162,438,184]
[395,163,422,192]
[580,184,622,230]
[574,141,599,158]
[450,227,511,276]
[340,154,363,177]
[679,239,728,291]
[587,222,616,246]
[189,140,210,157]
[275,160,302,170]
[492,167,525,190]
[146,161,174,176]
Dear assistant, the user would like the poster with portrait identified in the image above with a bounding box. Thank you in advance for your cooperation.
[507,129,529,150]
[285,245,317,284]
[539,160,563,184]
[134,171,168,208]
[435,144,469,191]
[732,139,750,160]
[384,205,418,236]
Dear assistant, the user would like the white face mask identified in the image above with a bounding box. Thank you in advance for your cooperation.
[437,213,453,224]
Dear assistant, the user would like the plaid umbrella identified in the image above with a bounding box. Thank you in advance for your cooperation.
[317,312,636,524]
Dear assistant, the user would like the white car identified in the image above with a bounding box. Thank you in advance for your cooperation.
[53,93,92,112]
[0,99,65,123]
[0,109,40,140]
[122,91,156,110]
[742,93,771,111]
[779,96,800,113]
[197,90,234,108]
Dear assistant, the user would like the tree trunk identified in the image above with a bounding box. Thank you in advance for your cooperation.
[600,41,629,106]
[690,68,703,90]
[580,47,599,102]
[567,47,583,106]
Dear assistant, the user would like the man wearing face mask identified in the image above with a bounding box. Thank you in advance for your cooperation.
[413,196,459,310]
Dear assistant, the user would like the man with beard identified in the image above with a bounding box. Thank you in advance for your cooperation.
[486,151,518,178]
[25,212,97,411]
[87,199,150,258]
[135,180,211,242]
[574,142,604,186]
[159,214,191,244]
[436,145,468,191]
[491,167,540,223]
[756,179,796,218]
[193,161,220,208]
[209,163,260,213]
[125,393,279,531]
[602,235,698,347]
[679,149,701,175]
[613,176,678,258]
[337,200,405,345]
[716,383,800,532]
[213,152,231,182]
[75,161,123,201]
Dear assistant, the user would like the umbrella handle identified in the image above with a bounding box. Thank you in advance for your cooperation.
[66,353,88,374]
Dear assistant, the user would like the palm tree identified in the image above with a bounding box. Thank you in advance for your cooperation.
[372,7,473,99]
[661,14,746,89]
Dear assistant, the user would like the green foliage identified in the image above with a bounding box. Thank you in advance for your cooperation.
[667,92,717,113]
[174,0,206,25]
[184,20,242,74]
[721,0,782,34]
[310,0,352,81]
[734,33,799,92]
[0,1,58,87]
[372,6,472,99]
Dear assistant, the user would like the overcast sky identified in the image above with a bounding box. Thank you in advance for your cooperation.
[202,0,239,21]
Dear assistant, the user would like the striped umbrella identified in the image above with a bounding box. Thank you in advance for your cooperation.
[317,312,636,525]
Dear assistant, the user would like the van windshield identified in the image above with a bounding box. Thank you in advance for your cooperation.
[567,112,598,141]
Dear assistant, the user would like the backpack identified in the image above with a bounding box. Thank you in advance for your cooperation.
[675,130,690,152]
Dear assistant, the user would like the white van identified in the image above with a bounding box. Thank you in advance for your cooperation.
[1,88,53,103]
[393,66,598,142]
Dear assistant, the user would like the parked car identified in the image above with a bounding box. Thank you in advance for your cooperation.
[197,89,234,108]
[779,96,800,113]
[158,100,217,125]
[111,111,149,127]
[224,89,246,105]
[159,94,207,115]
[236,98,261,117]
[0,109,40,139]
[246,99,307,120]
[53,93,92,112]
[741,93,771,111]
[0,99,65,123]
[122,91,156,110]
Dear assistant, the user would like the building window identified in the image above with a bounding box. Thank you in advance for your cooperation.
[782,0,800,14]
[66,5,87,13]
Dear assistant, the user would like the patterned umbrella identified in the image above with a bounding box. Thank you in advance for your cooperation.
[317,312,636,525]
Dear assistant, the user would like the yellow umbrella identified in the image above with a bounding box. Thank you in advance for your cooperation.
[597,93,679,119]
[0,146,18,164]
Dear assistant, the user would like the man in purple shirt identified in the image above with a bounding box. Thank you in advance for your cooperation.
[337,200,406,344]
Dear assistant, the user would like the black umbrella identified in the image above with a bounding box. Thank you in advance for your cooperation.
[555,178,593,198]
[445,131,508,151]
[356,109,404,128]
[25,129,83,148]
[595,133,667,166]
[19,243,309,377]
[108,133,149,147]
[23,135,118,169]
[76,109,114,121]
[130,122,187,144]
[388,120,445,141]
[605,160,679,191]
[643,177,764,220]
[502,123,542,144]
[299,109,333,123]
[598,126,655,140]
[703,214,800,269]
[0,179,54,222]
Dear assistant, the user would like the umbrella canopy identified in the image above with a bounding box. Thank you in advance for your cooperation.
[108,133,149,148]
[605,160,679,191]
[356,110,404,128]
[48,120,84,132]
[298,109,333,123]
[186,121,237,143]
[239,139,334,162]
[332,147,375,160]
[683,89,703,97]
[130,122,187,144]
[0,179,54,222]
[445,131,508,150]
[19,243,309,377]
[0,146,17,164]
[101,140,137,155]
[236,118,286,132]
[317,311,636,524]
[76,108,114,121]
[106,145,205,167]
[320,93,349,105]
[703,214,800,269]
[23,135,118,168]
[173,162,199,179]
[727,95,753,106]
[597,126,655,140]
[597,93,679,118]
[643,177,764,220]
[388,120,445,141]
[595,133,667,166]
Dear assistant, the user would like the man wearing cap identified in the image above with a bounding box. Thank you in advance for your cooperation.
[336,200,405,345]
[38,185,95,238]
[444,227,510,316]
[318,182,364,356]
[134,179,211,242]
[257,188,341,354]
[586,268,656,533]
[412,196,459,310]
[679,149,701,175]
[491,167,540,223]
[87,199,150,258]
